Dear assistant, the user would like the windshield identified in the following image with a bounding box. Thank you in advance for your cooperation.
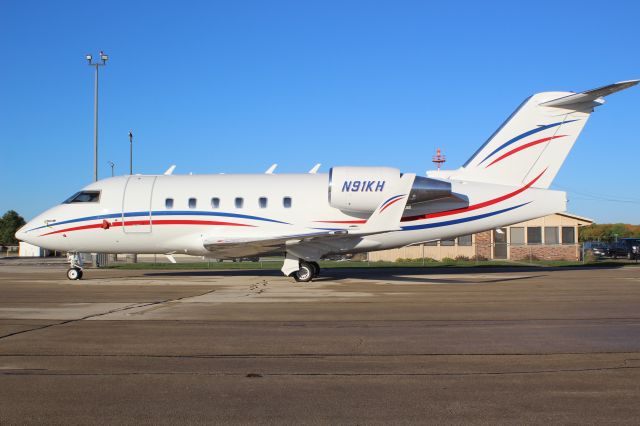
[63,191,101,203]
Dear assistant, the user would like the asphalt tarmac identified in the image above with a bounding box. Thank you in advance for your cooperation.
[1,261,639,425]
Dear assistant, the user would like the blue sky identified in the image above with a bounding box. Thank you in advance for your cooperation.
[1,0,639,223]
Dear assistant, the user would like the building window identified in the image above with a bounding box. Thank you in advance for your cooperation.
[211,198,220,209]
[424,241,438,246]
[283,197,292,208]
[259,197,268,208]
[510,227,525,245]
[235,197,244,209]
[165,198,174,209]
[562,226,576,244]
[545,227,559,245]
[441,238,455,246]
[527,227,542,244]
[457,235,472,246]
[188,198,197,209]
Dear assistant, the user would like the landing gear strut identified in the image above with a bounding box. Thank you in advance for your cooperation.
[66,252,84,280]
[292,261,321,282]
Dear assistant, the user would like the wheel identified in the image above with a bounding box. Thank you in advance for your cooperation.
[67,268,82,280]
[293,262,314,282]
[309,261,320,278]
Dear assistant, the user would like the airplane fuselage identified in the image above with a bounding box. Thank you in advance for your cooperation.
[19,172,565,258]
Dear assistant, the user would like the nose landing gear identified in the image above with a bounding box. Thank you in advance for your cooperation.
[66,267,83,280]
[66,252,84,280]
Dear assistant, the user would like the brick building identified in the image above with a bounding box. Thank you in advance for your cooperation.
[367,212,593,262]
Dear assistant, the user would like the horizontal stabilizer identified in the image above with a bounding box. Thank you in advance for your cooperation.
[541,80,639,108]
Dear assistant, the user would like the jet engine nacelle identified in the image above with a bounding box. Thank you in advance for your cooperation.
[329,167,455,213]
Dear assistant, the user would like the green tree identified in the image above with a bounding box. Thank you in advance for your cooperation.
[0,210,26,245]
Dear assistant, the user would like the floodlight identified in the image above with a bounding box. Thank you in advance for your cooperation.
[86,54,92,62]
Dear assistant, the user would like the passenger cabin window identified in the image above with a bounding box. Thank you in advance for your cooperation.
[235,197,244,209]
[211,198,220,209]
[259,197,268,208]
[188,198,197,209]
[165,198,174,209]
[283,197,292,208]
[64,191,100,203]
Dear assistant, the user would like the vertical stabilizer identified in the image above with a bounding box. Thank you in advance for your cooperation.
[448,80,638,188]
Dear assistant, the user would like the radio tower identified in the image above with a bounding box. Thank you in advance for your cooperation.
[432,148,446,171]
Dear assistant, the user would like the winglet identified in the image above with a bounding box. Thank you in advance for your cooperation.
[308,163,321,174]
[265,164,277,174]
[541,80,639,108]
[163,165,176,175]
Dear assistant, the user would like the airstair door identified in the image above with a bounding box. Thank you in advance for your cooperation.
[122,176,156,233]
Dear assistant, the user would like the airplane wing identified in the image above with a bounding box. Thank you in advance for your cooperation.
[201,173,417,259]
[202,229,350,258]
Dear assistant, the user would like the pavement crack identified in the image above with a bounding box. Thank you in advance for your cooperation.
[0,289,215,341]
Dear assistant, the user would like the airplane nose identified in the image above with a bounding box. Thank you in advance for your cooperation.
[15,225,28,243]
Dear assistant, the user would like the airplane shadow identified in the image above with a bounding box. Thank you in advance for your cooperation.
[140,264,622,284]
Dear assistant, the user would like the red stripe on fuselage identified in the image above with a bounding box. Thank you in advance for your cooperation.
[40,219,254,236]
[485,135,566,168]
[401,168,547,222]
[314,219,367,224]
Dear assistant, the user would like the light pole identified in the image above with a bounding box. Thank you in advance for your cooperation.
[129,131,133,174]
[108,161,115,177]
[85,51,109,182]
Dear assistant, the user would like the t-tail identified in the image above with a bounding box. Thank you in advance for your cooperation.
[446,80,639,188]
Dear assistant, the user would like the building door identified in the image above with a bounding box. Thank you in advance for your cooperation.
[122,175,156,233]
[493,228,507,259]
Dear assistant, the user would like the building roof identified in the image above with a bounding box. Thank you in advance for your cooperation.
[556,212,594,224]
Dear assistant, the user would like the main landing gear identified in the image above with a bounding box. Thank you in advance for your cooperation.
[292,261,320,282]
[66,252,84,280]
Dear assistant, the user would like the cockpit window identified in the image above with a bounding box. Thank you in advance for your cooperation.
[63,191,101,203]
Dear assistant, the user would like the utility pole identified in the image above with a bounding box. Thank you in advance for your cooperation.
[85,52,109,182]
[129,131,133,174]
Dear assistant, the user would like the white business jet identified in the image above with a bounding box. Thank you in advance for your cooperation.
[16,80,638,281]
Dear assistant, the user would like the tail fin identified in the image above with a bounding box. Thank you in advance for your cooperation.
[448,80,638,188]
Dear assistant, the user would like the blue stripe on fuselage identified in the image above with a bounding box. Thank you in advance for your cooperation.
[400,202,530,231]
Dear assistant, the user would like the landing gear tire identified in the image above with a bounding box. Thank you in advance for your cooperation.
[293,262,314,283]
[309,261,320,278]
[67,267,83,280]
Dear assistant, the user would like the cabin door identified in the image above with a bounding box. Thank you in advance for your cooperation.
[122,175,156,233]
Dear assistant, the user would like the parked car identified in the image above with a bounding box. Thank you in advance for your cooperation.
[607,238,640,260]
[584,242,609,258]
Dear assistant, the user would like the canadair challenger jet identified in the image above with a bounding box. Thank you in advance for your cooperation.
[16,80,638,281]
